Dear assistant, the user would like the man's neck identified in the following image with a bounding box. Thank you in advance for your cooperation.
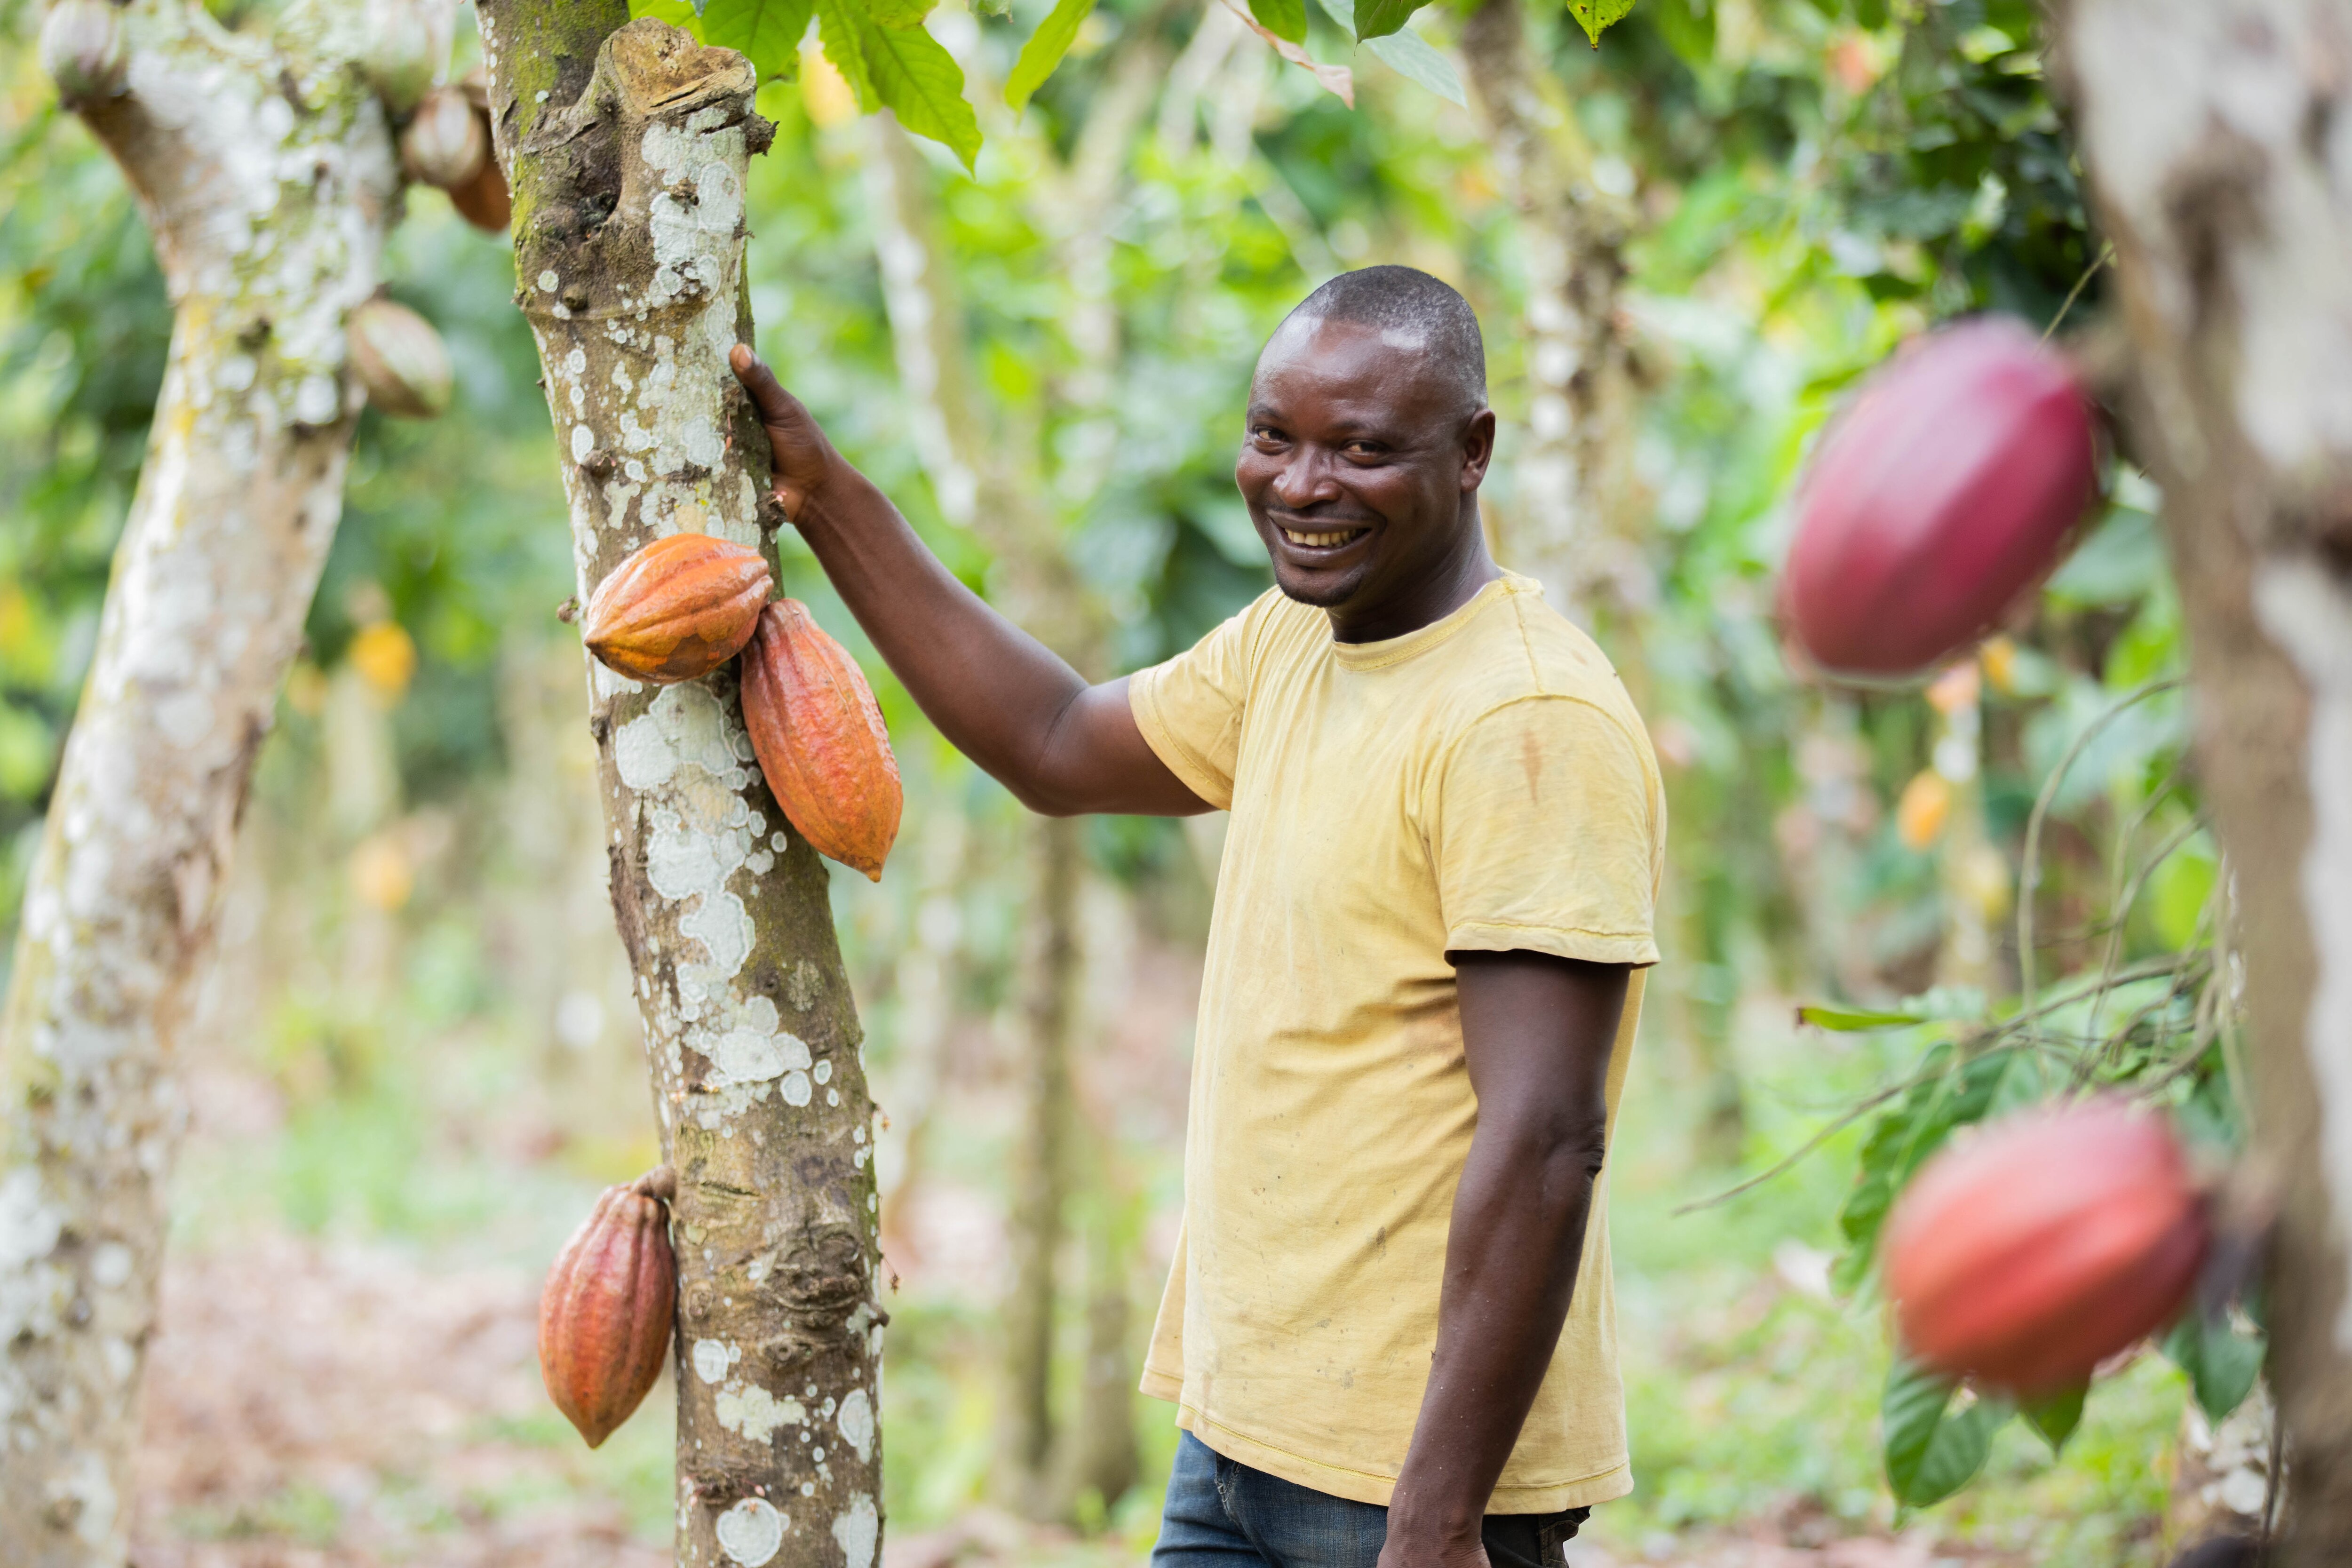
[1325,526,1502,645]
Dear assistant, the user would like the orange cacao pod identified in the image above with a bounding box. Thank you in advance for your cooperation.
[581,533,773,685]
[1884,1100,2208,1394]
[539,1167,677,1449]
[448,152,512,233]
[740,599,902,882]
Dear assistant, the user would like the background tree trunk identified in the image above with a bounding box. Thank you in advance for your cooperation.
[0,3,401,1558]
[474,11,885,1566]
[2054,0,2352,1556]
[1459,0,1745,1162]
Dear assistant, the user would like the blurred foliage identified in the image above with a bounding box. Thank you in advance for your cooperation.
[0,0,2240,1559]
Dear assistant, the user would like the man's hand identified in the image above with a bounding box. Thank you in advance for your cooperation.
[1375,1522,1490,1568]
[721,346,1208,820]
[730,344,840,523]
[1381,950,1628,1562]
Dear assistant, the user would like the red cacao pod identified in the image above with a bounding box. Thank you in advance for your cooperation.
[740,599,903,882]
[1784,316,2099,680]
[1884,1099,2208,1394]
[581,533,773,685]
[539,1167,677,1449]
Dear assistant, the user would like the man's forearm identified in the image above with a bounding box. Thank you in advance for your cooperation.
[785,457,1093,805]
[1386,1122,1603,1551]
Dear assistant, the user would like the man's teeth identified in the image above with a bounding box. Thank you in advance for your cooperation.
[1282,528,1364,548]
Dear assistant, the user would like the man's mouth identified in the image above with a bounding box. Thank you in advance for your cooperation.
[1279,527,1370,549]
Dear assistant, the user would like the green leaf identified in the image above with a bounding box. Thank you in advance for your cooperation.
[630,0,707,25]
[1565,0,1634,48]
[2163,1310,2266,1424]
[1350,0,1423,40]
[862,4,982,169]
[1883,1358,2005,1508]
[1250,0,1309,46]
[868,0,937,26]
[701,0,817,80]
[815,0,879,109]
[1005,0,1092,111]
[1363,29,1462,103]
[1313,0,1462,102]
[2020,1382,2087,1456]
[1798,1003,1928,1032]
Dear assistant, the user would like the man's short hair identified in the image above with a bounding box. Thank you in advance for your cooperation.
[1282,265,1488,419]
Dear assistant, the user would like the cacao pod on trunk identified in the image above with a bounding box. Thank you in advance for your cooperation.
[740,598,903,882]
[1783,316,2099,681]
[581,533,772,684]
[445,71,509,233]
[358,0,449,114]
[40,0,125,106]
[539,1167,678,1449]
[1884,1099,2208,1394]
[400,85,489,192]
[348,297,453,420]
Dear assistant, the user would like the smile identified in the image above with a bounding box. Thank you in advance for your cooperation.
[1280,528,1369,549]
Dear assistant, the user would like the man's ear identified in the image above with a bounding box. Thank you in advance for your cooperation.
[1460,408,1498,490]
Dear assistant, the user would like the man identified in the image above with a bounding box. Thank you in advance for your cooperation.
[731,264,1664,1568]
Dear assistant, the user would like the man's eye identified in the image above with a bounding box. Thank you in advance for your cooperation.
[1344,442,1383,458]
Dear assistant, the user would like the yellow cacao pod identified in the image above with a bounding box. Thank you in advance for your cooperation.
[581,533,772,685]
[539,1167,677,1449]
[400,85,488,191]
[348,297,452,419]
[740,599,902,882]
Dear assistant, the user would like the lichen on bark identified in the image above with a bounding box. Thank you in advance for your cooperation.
[474,10,884,1565]
[2054,0,2352,1556]
[0,3,404,1560]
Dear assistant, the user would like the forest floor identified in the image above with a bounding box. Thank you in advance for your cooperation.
[130,1226,1998,1568]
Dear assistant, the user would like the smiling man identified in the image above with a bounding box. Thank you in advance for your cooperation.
[731,264,1664,1568]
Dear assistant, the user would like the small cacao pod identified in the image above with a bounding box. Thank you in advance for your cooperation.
[358,0,447,115]
[400,85,488,192]
[740,599,903,882]
[1884,1099,2208,1394]
[1783,316,2099,681]
[348,297,452,420]
[581,533,773,685]
[41,0,126,106]
[539,1166,678,1449]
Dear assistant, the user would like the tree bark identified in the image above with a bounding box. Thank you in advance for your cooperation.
[0,3,402,1558]
[2052,0,2352,1556]
[474,12,884,1566]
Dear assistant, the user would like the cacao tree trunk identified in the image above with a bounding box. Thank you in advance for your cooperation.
[475,10,885,1566]
[2053,0,2352,1555]
[0,4,402,1558]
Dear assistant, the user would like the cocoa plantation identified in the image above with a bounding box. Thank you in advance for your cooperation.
[0,0,2343,1566]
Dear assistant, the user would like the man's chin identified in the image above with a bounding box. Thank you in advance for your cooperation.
[1270,561,1366,609]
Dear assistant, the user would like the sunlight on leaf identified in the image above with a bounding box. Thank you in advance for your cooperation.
[1311,0,1463,104]
[1249,0,1309,46]
[1006,0,1093,111]
[700,0,817,80]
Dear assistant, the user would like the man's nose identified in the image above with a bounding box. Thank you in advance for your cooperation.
[1270,446,1341,509]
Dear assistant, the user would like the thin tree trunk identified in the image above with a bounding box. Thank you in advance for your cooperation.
[475,12,884,1566]
[2053,0,2352,1555]
[0,3,401,1557]
[1004,812,1081,1512]
[1457,0,1640,616]
[1460,0,1740,1158]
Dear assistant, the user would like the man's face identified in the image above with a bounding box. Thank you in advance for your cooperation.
[1236,315,1494,614]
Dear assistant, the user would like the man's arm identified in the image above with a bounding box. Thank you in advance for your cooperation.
[1380,950,1629,1568]
[730,347,1208,818]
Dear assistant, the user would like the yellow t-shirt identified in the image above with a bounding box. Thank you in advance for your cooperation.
[1128,571,1665,1512]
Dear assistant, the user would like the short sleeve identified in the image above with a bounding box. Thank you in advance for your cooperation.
[1430,696,1663,967]
[1128,599,1264,811]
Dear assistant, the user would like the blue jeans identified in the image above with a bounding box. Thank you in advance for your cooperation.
[1152,1431,1592,1568]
